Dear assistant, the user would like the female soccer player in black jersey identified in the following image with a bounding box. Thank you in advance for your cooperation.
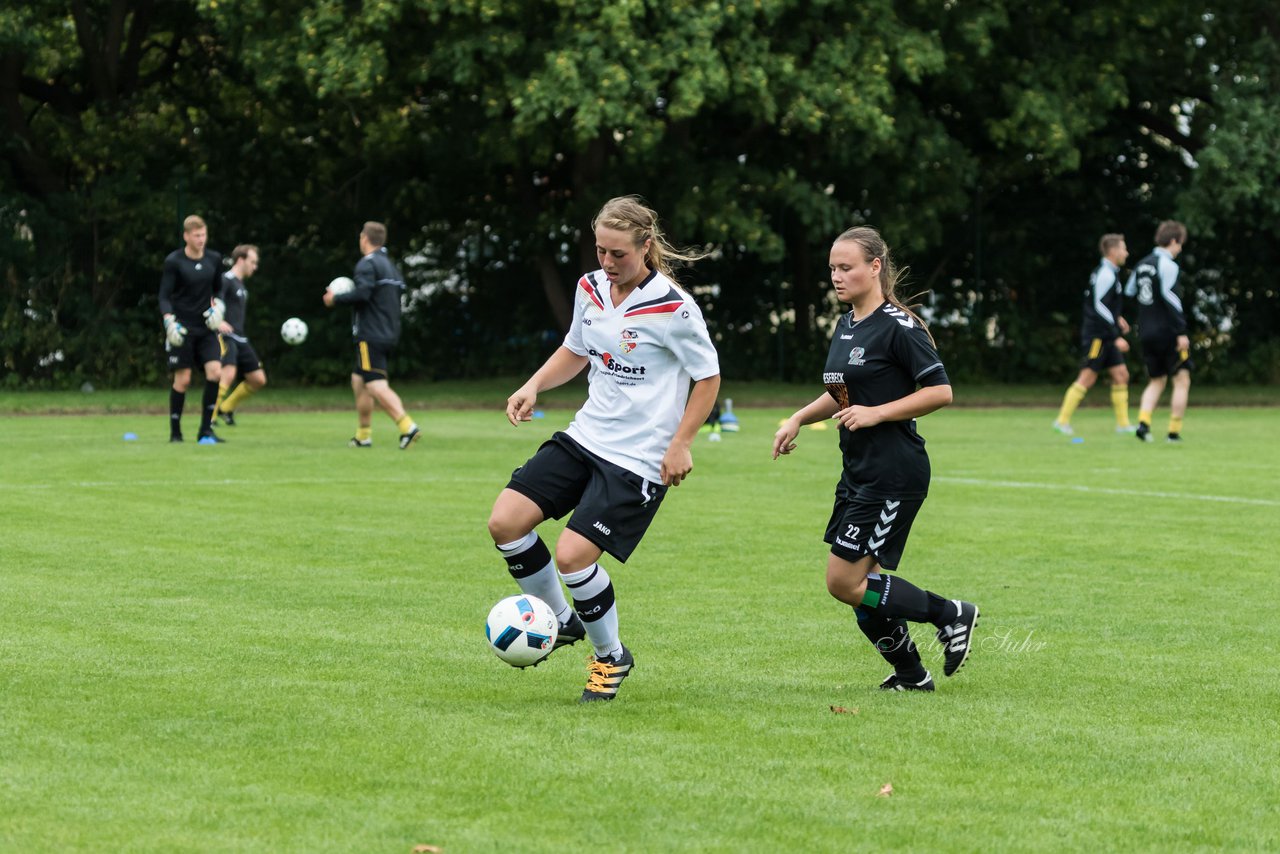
[773,226,979,691]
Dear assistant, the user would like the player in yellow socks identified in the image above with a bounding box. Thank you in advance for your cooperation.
[1053,234,1134,435]
[1126,221,1192,443]
[214,245,267,427]
[323,222,421,449]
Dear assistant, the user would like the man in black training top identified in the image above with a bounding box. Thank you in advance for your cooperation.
[159,215,225,444]
[1053,233,1135,435]
[1125,220,1192,442]
[322,221,420,449]
[214,245,268,426]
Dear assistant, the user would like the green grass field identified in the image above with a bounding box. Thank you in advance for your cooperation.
[3,398,1279,851]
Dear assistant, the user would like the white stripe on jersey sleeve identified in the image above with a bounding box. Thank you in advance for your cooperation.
[1158,255,1183,313]
[1093,263,1116,325]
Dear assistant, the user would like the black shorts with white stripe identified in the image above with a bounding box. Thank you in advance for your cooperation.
[824,493,925,570]
[507,432,667,563]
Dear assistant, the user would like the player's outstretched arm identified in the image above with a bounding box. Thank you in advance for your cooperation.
[506,347,589,426]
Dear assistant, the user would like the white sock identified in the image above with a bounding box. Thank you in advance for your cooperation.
[560,563,621,658]
[496,533,572,621]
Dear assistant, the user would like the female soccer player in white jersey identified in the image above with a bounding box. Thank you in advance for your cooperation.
[772,226,979,692]
[487,197,721,702]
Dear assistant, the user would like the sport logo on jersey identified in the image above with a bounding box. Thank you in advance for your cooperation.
[848,347,867,366]
[588,348,647,376]
[619,328,638,354]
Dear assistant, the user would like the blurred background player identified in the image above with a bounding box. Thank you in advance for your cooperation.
[1053,233,1135,435]
[322,221,420,449]
[214,245,267,426]
[1125,221,1192,442]
[158,215,224,444]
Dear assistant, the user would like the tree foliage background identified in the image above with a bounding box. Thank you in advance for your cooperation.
[2,0,1277,388]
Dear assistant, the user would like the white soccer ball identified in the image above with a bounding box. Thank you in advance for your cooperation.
[485,594,558,668]
[327,276,355,295]
[280,317,308,345]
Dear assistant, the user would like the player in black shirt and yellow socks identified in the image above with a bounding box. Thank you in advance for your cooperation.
[1125,220,1192,442]
[773,226,978,691]
[322,222,420,449]
[1054,233,1135,435]
[214,245,267,426]
[158,215,225,444]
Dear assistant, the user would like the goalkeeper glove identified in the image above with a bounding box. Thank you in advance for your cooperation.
[164,315,187,347]
[204,298,226,331]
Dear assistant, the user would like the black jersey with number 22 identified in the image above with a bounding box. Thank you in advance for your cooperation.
[822,302,950,500]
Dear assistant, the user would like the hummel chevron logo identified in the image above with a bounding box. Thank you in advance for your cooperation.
[880,509,897,524]
[883,306,915,328]
[874,524,891,538]
[868,537,885,550]
[885,500,900,509]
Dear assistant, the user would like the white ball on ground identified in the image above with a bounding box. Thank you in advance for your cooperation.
[485,594,558,668]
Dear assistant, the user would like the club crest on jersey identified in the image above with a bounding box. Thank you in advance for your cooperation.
[848,347,867,366]
[619,328,638,353]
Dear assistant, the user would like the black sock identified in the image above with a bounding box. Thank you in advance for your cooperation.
[855,607,926,680]
[926,592,958,626]
[169,388,185,436]
[500,535,552,581]
[199,379,218,434]
[863,573,957,627]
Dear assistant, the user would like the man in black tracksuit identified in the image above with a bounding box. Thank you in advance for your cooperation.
[323,221,421,449]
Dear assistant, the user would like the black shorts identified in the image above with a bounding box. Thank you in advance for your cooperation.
[166,325,221,371]
[507,432,668,563]
[825,490,925,570]
[354,339,392,382]
[1140,335,1194,378]
[221,338,263,375]
[1079,335,1125,372]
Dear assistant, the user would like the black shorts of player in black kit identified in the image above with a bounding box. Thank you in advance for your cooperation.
[1079,335,1125,372]
[825,486,925,570]
[165,325,222,371]
[1141,335,1194,378]
[220,338,262,375]
[353,339,392,382]
[507,432,667,563]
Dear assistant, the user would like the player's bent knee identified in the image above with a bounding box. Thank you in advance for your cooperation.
[827,575,866,606]
[553,535,601,574]
[487,514,526,546]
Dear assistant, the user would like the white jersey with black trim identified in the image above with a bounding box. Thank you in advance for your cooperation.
[562,268,720,483]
